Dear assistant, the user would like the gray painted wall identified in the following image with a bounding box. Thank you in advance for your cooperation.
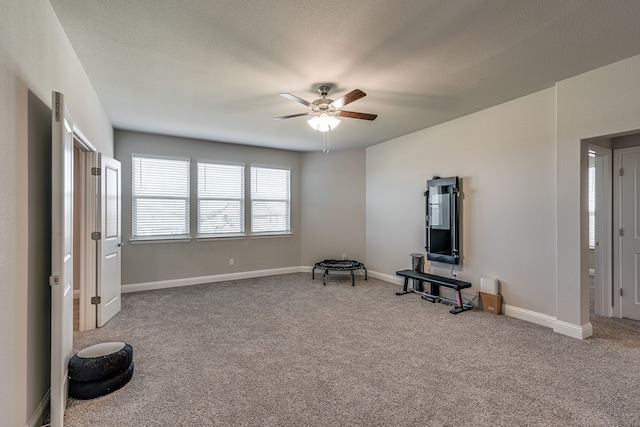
[612,133,640,150]
[115,130,304,284]
[26,90,52,427]
[556,54,640,329]
[366,54,640,334]
[300,149,366,265]
[366,88,557,315]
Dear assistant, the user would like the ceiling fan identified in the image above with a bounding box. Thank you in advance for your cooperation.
[273,85,377,132]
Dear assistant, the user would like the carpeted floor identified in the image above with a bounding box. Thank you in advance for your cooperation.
[61,273,640,426]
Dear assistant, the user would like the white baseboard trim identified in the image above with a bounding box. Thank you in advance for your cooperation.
[122,266,304,293]
[368,270,403,285]
[554,319,594,340]
[504,304,593,339]
[27,388,49,427]
[504,305,557,329]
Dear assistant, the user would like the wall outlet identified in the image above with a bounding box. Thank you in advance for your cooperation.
[229,258,234,266]
[342,254,347,260]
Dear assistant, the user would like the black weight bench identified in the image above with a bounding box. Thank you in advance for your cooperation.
[395,269,473,314]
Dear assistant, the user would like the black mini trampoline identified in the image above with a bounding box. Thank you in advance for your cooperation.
[312,259,367,286]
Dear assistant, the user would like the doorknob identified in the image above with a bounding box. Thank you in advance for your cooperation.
[118,242,124,247]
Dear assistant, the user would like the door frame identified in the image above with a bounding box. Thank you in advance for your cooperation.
[589,144,613,317]
[73,129,98,331]
[50,92,75,427]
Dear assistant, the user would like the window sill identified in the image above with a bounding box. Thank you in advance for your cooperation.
[196,233,246,241]
[129,236,193,245]
[249,232,292,239]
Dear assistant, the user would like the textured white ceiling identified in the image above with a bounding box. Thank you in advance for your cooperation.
[49,0,640,151]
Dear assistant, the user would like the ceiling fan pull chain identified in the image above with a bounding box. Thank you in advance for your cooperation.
[323,131,331,153]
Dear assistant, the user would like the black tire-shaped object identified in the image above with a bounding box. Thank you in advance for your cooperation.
[69,342,133,382]
[69,362,134,400]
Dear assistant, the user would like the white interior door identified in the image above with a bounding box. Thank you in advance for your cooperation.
[50,92,74,427]
[97,153,122,326]
[618,148,640,321]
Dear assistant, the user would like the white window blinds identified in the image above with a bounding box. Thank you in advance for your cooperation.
[132,156,190,238]
[198,162,245,236]
[250,166,290,234]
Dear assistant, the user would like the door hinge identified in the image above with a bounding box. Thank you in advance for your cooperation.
[620,288,624,297]
[91,296,101,305]
[49,275,60,287]
[54,92,61,122]
[619,228,624,237]
[91,167,101,176]
[619,168,624,176]
[91,231,101,240]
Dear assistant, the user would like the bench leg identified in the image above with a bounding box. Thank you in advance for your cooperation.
[430,283,440,297]
[395,277,412,295]
[441,290,473,314]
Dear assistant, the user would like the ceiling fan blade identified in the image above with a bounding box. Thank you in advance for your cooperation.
[335,110,377,121]
[279,93,312,107]
[272,112,314,120]
[331,89,366,109]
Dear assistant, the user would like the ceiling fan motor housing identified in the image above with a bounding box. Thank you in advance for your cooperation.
[318,85,331,97]
[312,98,335,114]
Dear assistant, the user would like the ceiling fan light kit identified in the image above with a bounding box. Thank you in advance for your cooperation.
[307,113,340,132]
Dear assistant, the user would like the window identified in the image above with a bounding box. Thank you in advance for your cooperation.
[132,155,190,238]
[250,166,290,234]
[197,162,245,237]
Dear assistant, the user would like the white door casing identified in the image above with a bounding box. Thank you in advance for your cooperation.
[97,154,122,326]
[50,92,74,427]
[78,148,98,331]
[617,147,640,321]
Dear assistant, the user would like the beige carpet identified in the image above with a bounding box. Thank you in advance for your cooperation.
[61,273,640,426]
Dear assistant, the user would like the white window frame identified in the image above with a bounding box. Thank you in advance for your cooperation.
[250,165,291,236]
[131,154,191,242]
[197,160,245,239]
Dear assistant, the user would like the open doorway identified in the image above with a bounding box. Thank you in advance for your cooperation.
[73,133,98,332]
[72,136,123,332]
[588,143,612,318]
[588,132,640,322]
